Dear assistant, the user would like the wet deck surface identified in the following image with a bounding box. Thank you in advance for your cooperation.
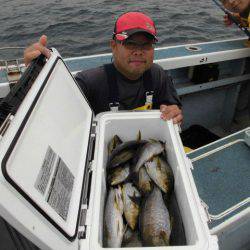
[188,128,250,229]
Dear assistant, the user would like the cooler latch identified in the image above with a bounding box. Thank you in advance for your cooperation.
[245,129,250,147]
[200,199,212,223]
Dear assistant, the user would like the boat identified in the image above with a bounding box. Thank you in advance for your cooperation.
[0,37,249,250]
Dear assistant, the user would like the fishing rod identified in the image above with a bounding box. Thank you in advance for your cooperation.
[212,0,250,39]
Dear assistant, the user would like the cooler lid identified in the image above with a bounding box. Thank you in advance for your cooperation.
[0,49,93,244]
[188,128,250,229]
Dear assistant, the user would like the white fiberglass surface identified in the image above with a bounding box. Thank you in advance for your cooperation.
[4,59,92,238]
[89,112,210,250]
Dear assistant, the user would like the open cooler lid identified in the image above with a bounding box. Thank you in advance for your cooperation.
[0,49,93,245]
[188,128,250,230]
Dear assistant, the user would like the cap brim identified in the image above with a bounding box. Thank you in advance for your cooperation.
[115,29,158,41]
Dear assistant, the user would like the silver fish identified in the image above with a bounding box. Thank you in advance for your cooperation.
[108,140,147,169]
[133,140,165,173]
[107,163,130,186]
[145,156,174,194]
[103,186,124,248]
[138,166,153,195]
[122,183,141,230]
[108,134,123,156]
[140,185,171,246]
[108,148,136,169]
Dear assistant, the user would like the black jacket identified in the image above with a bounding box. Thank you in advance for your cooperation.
[75,63,181,115]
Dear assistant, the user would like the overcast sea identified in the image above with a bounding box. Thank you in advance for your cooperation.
[0,0,243,60]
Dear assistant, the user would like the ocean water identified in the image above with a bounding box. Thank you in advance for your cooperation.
[0,0,243,60]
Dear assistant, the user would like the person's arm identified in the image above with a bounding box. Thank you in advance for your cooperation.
[23,35,51,66]
[74,71,92,102]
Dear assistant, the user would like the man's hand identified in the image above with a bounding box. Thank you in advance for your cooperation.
[160,104,183,124]
[24,35,51,66]
[224,14,233,26]
[223,13,248,27]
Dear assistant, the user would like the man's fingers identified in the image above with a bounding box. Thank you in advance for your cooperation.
[33,42,51,58]
[161,110,180,121]
[173,114,183,124]
[39,35,48,47]
[161,112,183,124]
[160,104,182,123]
[24,50,41,66]
[24,37,51,66]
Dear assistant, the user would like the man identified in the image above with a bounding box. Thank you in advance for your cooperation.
[24,12,183,124]
[221,0,250,28]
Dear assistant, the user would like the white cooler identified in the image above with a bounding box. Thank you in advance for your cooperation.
[0,50,218,250]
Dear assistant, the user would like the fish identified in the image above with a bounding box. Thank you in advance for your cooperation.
[107,162,130,186]
[144,156,174,195]
[107,140,147,169]
[138,166,153,195]
[107,134,123,156]
[133,140,165,173]
[108,148,136,169]
[139,185,171,246]
[122,228,143,247]
[122,183,141,230]
[103,186,124,248]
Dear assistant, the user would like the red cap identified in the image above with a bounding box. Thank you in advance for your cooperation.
[113,12,157,41]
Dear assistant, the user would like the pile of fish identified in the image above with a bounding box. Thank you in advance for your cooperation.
[103,132,175,248]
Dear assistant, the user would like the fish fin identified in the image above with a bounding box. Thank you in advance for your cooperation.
[115,186,123,212]
[114,195,119,210]
[117,219,122,236]
[128,194,141,206]
[148,138,157,143]
[136,130,142,141]
[123,223,128,235]
[115,134,123,145]
[160,230,170,246]
[156,156,161,170]
[159,140,166,148]
[160,150,168,160]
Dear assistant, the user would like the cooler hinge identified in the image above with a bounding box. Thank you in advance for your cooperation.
[78,204,88,239]
[77,121,97,239]
[87,121,97,163]
[91,121,97,135]
[78,164,92,240]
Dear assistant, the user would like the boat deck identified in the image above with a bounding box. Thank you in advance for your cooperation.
[188,128,250,230]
